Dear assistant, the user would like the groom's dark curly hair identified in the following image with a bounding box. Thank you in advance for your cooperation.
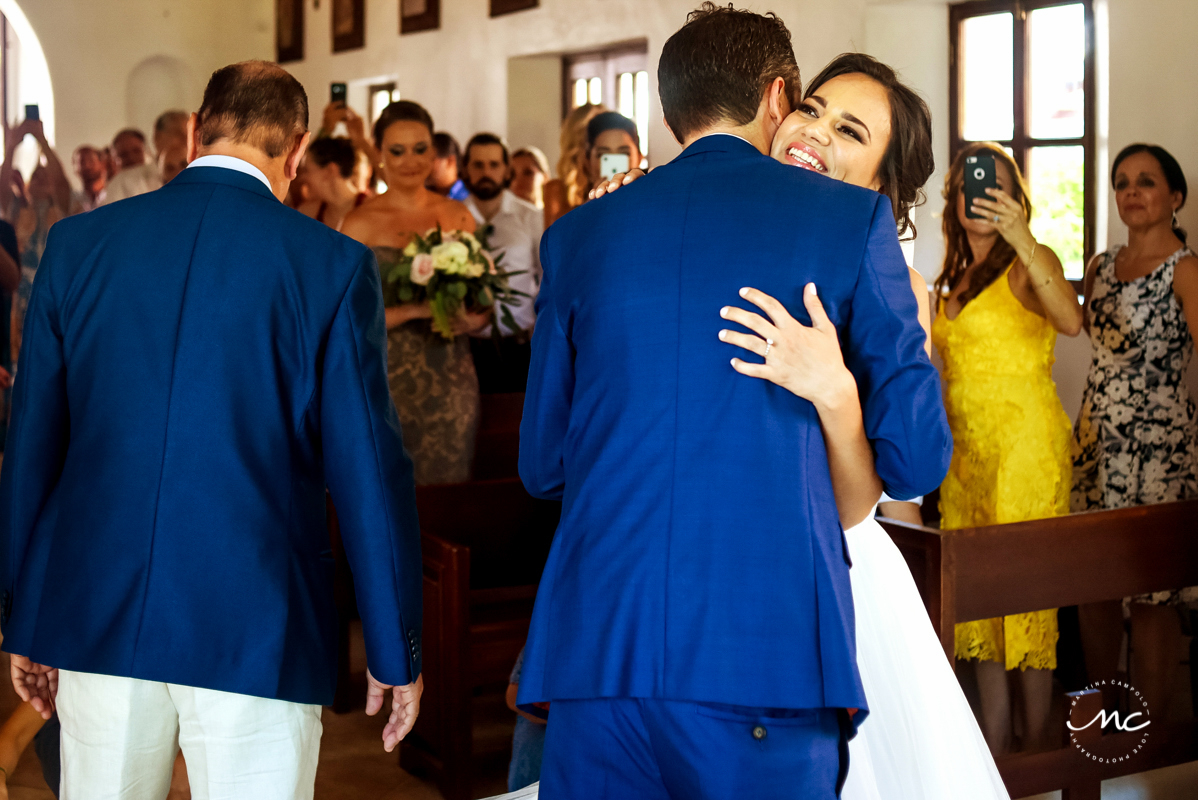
[659,3,801,141]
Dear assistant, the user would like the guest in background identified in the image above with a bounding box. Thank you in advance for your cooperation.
[298,137,366,231]
[342,102,485,485]
[1074,144,1198,718]
[105,110,189,204]
[319,100,381,179]
[2,120,71,365]
[510,146,549,209]
[70,146,108,212]
[543,102,606,226]
[353,149,377,197]
[111,129,148,172]
[585,111,642,192]
[504,648,545,792]
[0,217,18,450]
[462,133,543,394]
[427,131,468,201]
[932,142,1082,755]
[157,137,189,185]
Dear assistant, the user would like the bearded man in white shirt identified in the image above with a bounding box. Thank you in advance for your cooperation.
[462,133,544,394]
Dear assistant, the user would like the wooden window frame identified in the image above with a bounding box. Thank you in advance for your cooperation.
[368,82,398,124]
[276,0,305,63]
[491,0,538,17]
[332,0,366,53]
[949,0,1096,285]
[401,0,439,35]
[560,40,649,122]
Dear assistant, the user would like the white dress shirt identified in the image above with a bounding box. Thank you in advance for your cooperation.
[464,190,543,337]
[102,163,162,205]
[187,155,273,192]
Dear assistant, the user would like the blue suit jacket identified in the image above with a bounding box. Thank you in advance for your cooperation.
[517,136,951,714]
[0,166,422,705]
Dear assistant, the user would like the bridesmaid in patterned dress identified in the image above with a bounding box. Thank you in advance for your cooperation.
[1074,144,1198,718]
[342,101,489,485]
[933,143,1083,755]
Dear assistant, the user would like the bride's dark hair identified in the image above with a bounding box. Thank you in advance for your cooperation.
[804,54,934,240]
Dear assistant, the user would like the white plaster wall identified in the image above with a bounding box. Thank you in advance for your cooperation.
[283,0,870,169]
[12,0,272,180]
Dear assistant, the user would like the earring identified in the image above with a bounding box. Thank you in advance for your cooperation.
[1173,210,1180,229]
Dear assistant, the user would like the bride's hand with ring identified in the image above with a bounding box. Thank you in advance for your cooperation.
[719,284,857,412]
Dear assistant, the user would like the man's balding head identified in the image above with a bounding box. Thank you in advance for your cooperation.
[196,61,308,159]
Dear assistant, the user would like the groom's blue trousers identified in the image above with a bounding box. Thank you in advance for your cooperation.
[538,698,850,799]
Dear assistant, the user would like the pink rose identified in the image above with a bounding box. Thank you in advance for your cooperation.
[410,253,435,285]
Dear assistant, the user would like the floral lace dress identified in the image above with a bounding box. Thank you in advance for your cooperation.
[1071,245,1198,605]
[373,246,480,486]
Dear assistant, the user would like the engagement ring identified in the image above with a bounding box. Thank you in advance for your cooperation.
[993,214,1000,223]
[764,339,773,358]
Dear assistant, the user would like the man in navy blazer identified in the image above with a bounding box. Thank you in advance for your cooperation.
[518,6,951,799]
[0,62,422,797]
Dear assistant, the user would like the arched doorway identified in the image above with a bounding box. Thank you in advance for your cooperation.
[0,0,55,145]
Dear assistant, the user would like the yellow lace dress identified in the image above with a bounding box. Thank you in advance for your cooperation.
[931,263,1070,671]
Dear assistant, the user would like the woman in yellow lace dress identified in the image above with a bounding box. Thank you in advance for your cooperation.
[932,143,1083,755]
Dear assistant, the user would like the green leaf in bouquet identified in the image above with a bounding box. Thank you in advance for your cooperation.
[477,286,494,307]
[500,304,521,335]
[398,285,414,302]
[448,282,468,300]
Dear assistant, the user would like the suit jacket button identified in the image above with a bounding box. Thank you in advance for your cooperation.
[752,725,767,740]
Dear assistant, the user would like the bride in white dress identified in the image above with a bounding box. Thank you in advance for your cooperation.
[486,54,1009,800]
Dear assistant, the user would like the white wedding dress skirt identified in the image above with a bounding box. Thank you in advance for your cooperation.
[840,513,1009,800]
[482,515,1009,800]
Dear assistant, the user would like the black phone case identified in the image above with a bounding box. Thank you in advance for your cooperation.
[964,154,997,220]
[331,83,348,104]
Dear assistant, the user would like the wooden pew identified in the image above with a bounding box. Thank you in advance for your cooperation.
[879,499,1198,799]
[400,478,560,800]
[473,392,524,481]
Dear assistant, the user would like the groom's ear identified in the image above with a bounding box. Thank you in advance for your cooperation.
[766,76,792,128]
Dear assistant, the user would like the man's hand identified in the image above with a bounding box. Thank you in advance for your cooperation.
[365,669,423,753]
[10,655,57,719]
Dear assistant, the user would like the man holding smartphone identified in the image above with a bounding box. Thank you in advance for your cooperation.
[585,112,641,192]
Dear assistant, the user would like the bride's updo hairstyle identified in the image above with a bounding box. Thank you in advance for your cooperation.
[804,53,934,240]
[372,100,435,148]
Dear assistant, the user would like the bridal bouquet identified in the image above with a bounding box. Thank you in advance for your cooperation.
[382,226,525,341]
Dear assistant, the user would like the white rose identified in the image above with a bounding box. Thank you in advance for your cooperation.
[410,253,435,285]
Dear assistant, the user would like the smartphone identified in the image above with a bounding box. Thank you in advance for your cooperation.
[330,82,348,105]
[24,104,39,123]
[963,153,997,220]
[599,153,631,180]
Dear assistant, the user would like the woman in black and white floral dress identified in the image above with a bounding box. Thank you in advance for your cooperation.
[1073,144,1198,718]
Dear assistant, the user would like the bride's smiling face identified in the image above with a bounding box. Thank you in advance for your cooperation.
[769,72,892,191]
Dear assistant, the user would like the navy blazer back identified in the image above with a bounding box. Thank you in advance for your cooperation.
[0,167,423,705]
[517,136,951,712]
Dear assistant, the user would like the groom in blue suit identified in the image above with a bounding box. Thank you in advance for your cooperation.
[518,6,951,799]
[0,63,422,797]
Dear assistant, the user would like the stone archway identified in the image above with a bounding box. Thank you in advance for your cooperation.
[0,0,55,144]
